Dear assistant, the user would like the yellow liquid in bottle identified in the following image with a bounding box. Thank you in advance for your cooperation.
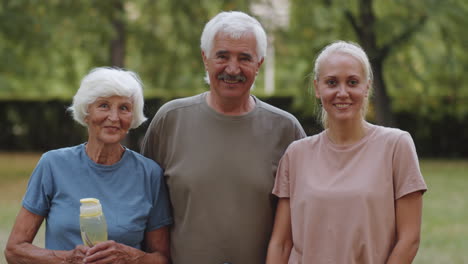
[80,214,108,247]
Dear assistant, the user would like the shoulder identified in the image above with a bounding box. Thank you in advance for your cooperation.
[375,125,408,136]
[156,93,203,116]
[125,149,162,171]
[370,125,416,151]
[256,98,298,121]
[255,98,304,132]
[41,144,83,162]
[148,94,204,129]
[286,133,322,153]
[373,125,411,141]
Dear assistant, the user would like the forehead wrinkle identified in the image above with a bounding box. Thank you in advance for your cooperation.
[240,52,253,59]
[214,50,253,58]
[215,50,229,56]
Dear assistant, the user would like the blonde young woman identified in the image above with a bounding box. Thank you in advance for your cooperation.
[266,41,427,264]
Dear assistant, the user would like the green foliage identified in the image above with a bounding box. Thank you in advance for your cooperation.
[0,0,264,99]
[0,0,467,121]
[384,0,468,119]
[281,0,468,119]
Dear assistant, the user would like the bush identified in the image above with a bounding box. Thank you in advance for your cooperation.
[0,97,466,158]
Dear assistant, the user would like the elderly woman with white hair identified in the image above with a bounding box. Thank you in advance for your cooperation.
[5,67,172,264]
[266,41,427,264]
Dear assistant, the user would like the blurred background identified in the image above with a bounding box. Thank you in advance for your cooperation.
[1,0,467,263]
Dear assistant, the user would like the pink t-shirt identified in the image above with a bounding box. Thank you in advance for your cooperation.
[273,124,427,264]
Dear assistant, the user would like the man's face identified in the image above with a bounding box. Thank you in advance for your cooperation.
[202,32,264,101]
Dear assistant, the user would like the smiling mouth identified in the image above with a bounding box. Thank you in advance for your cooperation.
[335,103,351,109]
[104,126,120,131]
[217,73,246,83]
[225,79,239,83]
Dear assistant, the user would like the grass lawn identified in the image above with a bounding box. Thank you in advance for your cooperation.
[0,153,467,263]
[0,153,45,264]
[415,159,468,264]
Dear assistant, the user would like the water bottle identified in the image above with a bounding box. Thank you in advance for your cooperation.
[79,198,108,247]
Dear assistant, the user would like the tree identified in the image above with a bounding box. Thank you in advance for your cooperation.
[344,0,427,126]
[281,0,468,126]
[0,0,261,99]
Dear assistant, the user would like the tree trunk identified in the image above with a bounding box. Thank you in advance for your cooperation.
[348,0,396,126]
[108,0,131,147]
[110,0,125,68]
[372,58,395,126]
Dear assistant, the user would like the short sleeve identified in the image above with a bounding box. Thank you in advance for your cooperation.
[22,153,54,216]
[392,132,427,199]
[294,121,307,140]
[140,104,168,168]
[140,113,162,164]
[146,166,173,231]
[273,150,291,198]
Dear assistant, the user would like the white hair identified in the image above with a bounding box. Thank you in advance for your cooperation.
[68,67,147,129]
[200,11,267,84]
[313,40,373,128]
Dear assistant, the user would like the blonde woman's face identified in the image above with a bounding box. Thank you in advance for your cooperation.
[314,53,369,125]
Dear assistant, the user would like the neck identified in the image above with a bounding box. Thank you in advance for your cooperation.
[326,119,369,145]
[85,141,124,165]
[206,92,255,116]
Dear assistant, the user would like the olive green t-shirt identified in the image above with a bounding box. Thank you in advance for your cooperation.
[141,92,305,264]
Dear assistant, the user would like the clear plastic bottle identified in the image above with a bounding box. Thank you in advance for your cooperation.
[79,198,108,247]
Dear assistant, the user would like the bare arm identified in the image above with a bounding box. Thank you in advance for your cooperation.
[266,198,293,264]
[4,207,88,264]
[386,191,424,264]
[83,226,171,264]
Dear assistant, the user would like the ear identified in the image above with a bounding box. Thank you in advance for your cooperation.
[258,57,264,68]
[314,79,320,98]
[365,80,372,97]
[201,51,208,70]
[253,57,264,75]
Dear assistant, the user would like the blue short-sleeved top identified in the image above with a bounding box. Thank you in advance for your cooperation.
[22,143,173,250]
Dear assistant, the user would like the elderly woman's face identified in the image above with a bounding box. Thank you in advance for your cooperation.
[85,96,133,145]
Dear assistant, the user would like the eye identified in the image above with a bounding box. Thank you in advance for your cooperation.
[98,103,109,108]
[348,79,359,86]
[326,79,337,86]
[120,105,131,111]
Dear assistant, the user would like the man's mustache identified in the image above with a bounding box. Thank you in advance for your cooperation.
[217,73,246,82]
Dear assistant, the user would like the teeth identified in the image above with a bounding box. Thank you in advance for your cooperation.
[335,104,350,108]
[224,80,239,84]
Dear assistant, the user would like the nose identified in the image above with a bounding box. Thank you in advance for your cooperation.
[336,84,349,98]
[225,59,241,75]
[107,108,119,122]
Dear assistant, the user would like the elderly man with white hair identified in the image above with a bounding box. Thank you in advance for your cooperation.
[141,11,306,264]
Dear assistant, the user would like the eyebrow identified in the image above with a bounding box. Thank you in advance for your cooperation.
[324,75,361,78]
[215,50,253,59]
[240,53,253,59]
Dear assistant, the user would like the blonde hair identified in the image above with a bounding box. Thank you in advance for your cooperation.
[313,40,373,128]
